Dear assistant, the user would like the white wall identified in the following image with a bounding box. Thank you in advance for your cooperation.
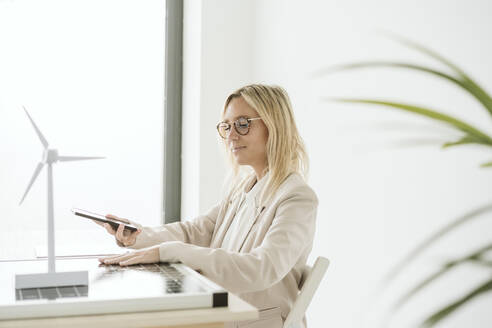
[181,0,257,219]
[182,0,492,327]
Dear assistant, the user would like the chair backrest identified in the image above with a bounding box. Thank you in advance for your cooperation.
[283,256,330,328]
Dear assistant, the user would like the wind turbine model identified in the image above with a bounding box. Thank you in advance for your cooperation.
[16,106,104,289]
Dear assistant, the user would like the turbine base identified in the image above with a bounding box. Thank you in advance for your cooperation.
[15,271,88,289]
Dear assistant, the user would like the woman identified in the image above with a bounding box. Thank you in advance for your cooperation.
[98,84,318,328]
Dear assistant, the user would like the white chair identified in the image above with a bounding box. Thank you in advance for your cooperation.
[283,256,330,328]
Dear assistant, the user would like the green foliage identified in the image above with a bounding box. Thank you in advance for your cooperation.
[318,34,492,326]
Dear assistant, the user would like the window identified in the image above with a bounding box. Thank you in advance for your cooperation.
[0,0,167,259]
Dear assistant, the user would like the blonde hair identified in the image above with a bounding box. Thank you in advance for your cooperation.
[221,84,309,205]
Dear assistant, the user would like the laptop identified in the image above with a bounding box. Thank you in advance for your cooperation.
[0,258,228,320]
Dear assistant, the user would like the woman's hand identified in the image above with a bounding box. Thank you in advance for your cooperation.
[93,213,141,247]
[98,246,160,266]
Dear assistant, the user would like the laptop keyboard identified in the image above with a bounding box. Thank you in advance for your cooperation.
[15,263,185,301]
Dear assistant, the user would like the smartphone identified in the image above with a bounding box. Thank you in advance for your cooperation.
[72,208,138,232]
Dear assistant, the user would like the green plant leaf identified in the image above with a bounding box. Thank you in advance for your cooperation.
[460,76,492,116]
[330,98,492,146]
[378,31,466,77]
[481,161,492,167]
[314,62,460,83]
[377,202,492,284]
[421,277,492,327]
[392,243,492,312]
[475,259,492,267]
[316,61,492,116]
[442,135,479,148]
[381,32,492,115]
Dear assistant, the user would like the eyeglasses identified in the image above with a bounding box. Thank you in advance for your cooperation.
[216,117,262,139]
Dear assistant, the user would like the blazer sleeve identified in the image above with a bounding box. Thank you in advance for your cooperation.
[157,185,318,294]
[128,202,221,249]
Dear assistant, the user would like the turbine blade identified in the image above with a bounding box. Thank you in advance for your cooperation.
[57,156,105,162]
[23,106,49,148]
[19,162,44,205]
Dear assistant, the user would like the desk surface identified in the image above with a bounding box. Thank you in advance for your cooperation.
[0,292,257,328]
[0,237,259,328]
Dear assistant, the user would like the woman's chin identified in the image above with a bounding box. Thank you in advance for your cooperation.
[233,155,248,166]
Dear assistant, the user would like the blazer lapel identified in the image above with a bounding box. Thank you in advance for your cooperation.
[234,204,266,253]
[232,174,271,252]
[211,193,242,248]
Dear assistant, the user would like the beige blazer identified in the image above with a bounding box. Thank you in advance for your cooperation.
[129,172,318,325]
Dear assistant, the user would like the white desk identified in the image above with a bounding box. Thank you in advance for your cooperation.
[0,292,257,328]
[0,231,259,328]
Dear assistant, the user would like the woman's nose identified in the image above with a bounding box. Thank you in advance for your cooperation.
[226,127,239,140]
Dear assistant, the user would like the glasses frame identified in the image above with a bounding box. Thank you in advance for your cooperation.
[216,117,262,139]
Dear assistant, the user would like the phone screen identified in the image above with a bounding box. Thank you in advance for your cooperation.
[72,208,138,232]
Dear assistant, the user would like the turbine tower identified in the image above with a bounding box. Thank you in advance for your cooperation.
[16,106,104,289]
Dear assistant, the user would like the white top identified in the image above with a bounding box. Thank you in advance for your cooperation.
[221,173,269,251]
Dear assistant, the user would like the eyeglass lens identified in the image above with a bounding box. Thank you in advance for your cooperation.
[217,117,250,138]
